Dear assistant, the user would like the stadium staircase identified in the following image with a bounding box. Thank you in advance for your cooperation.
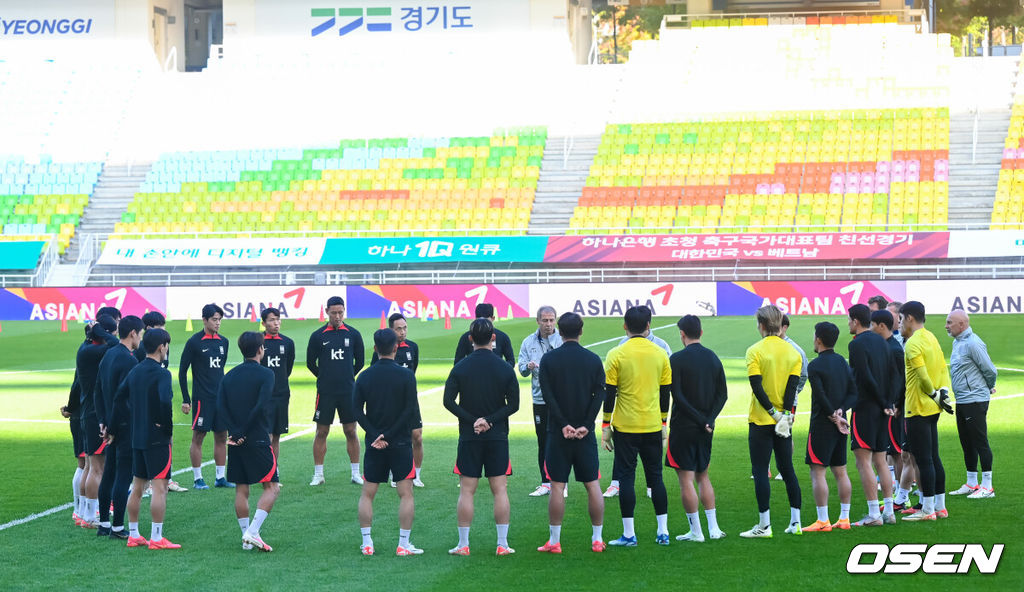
[527,135,601,235]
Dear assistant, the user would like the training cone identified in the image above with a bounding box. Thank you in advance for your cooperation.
[0,320,3,333]
[60,318,68,332]
[444,314,452,330]
[185,315,193,332]
[380,310,387,330]
[505,305,514,321]
[319,306,325,323]
[250,304,258,323]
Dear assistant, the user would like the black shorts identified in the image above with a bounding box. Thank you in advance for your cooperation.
[887,411,905,455]
[81,413,107,456]
[313,391,355,425]
[133,444,172,480]
[850,407,888,452]
[227,444,279,485]
[806,421,848,467]
[454,439,511,479]
[410,406,423,431]
[70,414,85,458]
[363,444,414,484]
[271,396,289,435]
[665,428,713,473]
[191,398,220,433]
[544,433,600,483]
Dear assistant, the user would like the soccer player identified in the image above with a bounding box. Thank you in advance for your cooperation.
[443,318,520,556]
[870,310,911,505]
[371,313,424,488]
[355,329,423,556]
[76,314,119,527]
[846,304,897,526]
[453,303,516,366]
[899,301,953,521]
[62,325,91,525]
[740,304,803,539]
[108,328,180,549]
[945,309,997,499]
[536,312,606,553]
[802,322,857,532]
[94,315,143,539]
[308,296,365,486]
[179,303,232,490]
[666,315,727,543]
[602,305,672,546]
[136,311,187,493]
[217,332,280,552]
[259,308,295,464]
[518,305,563,497]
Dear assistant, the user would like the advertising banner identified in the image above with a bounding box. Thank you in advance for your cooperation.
[716,280,907,316]
[320,236,547,265]
[163,286,347,321]
[529,282,717,317]
[96,239,327,267]
[345,284,530,320]
[947,230,1024,258]
[0,0,114,38]
[0,287,166,321]
[544,232,948,263]
[906,280,1024,315]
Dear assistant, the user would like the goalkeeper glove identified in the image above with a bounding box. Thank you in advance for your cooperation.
[774,411,793,438]
[661,423,668,449]
[601,426,614,452]
[770,408,786,424]
[930,387,954,414]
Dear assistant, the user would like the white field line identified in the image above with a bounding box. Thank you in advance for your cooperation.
[0,368,76,375]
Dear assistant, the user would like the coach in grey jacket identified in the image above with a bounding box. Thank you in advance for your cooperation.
[519,306,563,497]
[945,309,997,498]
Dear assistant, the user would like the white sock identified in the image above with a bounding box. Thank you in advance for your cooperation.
[415,466,422,480]
[238,517,249,533]
[882,497,894,516]
[622,517,635,538]
[129,522,139,538]
[981,471,992,489]
[816,505,829,523]
[399,528,411,548]
[215,465,226,480]
[758,510,771,528]
[457,526,470,548]
[151,522,163,541]
[496,523,509,547]
[867,499,880,518]
[351,463,360,477]
[72,467,83,507]
[686,512,702,535]
[889,465,897,484]
[111,525,124,532]
[592,524,603,542]
[895,488,910,504]
[839,503,851,520]
[100,521,111,528]
[790,507,801,525]
[934,493,946,512]
[87,498,98,519]
[922,495,935,515]
[248,508,269,535]
[192,467,202,481]
[705,508,721,533]
[549,525,561,544]
[610,480,619,489]
[656,513,668,536]
[361,527,372,548]
[314,464,324,478]
[966,471,979,487]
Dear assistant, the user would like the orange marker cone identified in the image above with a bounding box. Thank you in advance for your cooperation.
[61,318,68,332]
[0,320,3,333]
[444,314,452,330]
[380,310,387,330]
[250,304,258,324]
[319,306,325,323]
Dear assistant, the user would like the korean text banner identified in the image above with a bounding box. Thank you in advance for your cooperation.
[529,283,717,318]
[346,284,530,320]
[96,239,327,267]
[716,281,907,316]
[0,287,166,321]
[319,237,547,265]
[0,241,46,270]
[544,232,949,263]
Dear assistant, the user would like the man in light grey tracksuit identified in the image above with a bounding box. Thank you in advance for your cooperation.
[945,309,998,499]
[519,306,563,497]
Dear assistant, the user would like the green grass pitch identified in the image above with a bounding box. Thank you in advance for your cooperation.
[0,314,1020,590]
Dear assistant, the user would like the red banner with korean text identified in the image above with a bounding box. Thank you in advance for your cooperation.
[543,232,949,263]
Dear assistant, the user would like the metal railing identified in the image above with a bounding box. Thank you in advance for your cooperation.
[81,261,1024,287]
[164,46,177,73]
[71,233,99,285]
